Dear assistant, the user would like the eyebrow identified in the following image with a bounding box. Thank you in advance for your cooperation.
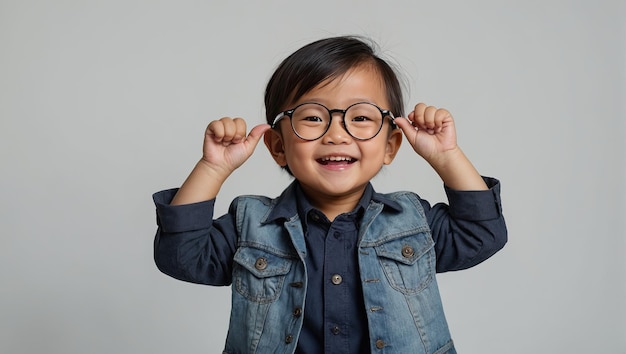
[296,98,379,107]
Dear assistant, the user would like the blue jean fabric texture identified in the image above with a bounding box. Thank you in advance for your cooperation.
[153,178,507,353]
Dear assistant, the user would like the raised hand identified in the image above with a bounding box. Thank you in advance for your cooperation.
[394,103,458,162]
[202,117,270,176]
[171,118,270,205]
[394,103,487,191]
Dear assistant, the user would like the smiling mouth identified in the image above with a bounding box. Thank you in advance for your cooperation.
[317,156,356,165]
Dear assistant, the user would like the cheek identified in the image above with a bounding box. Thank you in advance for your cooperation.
[364,138,390,156]
[283,140,312,164]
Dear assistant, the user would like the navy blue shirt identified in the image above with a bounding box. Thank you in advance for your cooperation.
[295,183,372,353]
[153,178,507,353]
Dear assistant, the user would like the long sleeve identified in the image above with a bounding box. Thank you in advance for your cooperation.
[153,189,238,286]
[422,177,507,273]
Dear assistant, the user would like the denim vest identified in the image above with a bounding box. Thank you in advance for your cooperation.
[223,187,456,354]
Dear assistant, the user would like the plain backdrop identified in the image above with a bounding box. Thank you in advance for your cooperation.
[1,1,624,353]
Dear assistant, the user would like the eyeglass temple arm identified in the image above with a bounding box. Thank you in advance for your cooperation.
[270,112,286,128]
[385,111,398,128]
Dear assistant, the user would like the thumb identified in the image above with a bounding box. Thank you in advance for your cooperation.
[245,124,272,149]
[393,117,418,142]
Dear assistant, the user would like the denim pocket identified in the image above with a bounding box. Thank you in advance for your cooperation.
[374,233,435,294]
[232,246,294,303]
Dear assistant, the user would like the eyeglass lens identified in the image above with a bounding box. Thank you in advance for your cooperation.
[291,103,385,140]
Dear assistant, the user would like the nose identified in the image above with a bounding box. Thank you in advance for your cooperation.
[321,114,351,144]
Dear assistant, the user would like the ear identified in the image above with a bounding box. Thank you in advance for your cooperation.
[263,129,288,167]
[383,128,403,165]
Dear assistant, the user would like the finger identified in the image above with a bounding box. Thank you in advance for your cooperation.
[409,103,426,127]
[245,124,271,148]
[231,117,248,144]
[392,117,418,142]
[434,108,452,133]
[207,120,226,143]
[219,117,240,144]
[407,110,415,123]
[434,108,452,123]
[422,105,438,130]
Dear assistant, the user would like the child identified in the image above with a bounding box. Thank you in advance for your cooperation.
[153,36,507,354]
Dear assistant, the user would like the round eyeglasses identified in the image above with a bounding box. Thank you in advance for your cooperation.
[271,102,397,141]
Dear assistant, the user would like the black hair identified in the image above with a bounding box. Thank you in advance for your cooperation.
[264,36,405,125]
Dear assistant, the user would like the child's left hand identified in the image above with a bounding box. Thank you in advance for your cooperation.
[394,103,459,163]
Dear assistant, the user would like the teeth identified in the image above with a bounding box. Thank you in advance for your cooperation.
[322,156,353,162]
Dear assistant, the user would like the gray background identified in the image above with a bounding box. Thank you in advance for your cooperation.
[1,1,624,353]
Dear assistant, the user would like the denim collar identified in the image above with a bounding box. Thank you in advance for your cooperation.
[263,180,403,224]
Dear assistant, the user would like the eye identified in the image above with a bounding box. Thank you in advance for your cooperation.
[302,115,323,122]
[351,115,372,122]
[293,104,327,124]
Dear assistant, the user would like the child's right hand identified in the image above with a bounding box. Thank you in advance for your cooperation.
[170,117,270,205]
[202,117,270,175]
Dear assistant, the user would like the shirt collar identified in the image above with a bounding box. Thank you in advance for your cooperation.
[264,180,403,223]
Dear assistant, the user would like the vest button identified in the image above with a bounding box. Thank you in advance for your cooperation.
[331,326,340,335]
[254,257,268,270]
[331,274,343,285]
[401,245,415,258]
[375,339,386,349]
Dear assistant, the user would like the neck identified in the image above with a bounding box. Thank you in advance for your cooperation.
[300,185,365,222]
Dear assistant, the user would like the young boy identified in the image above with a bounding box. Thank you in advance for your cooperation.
[153,36,507,353]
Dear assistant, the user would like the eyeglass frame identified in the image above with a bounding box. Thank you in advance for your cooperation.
[270,101,397,141]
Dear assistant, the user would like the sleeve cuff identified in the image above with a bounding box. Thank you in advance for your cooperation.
[152,188,216,233]
[444,176,503,221]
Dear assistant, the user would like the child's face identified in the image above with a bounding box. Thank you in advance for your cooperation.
[265,64,403,203]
